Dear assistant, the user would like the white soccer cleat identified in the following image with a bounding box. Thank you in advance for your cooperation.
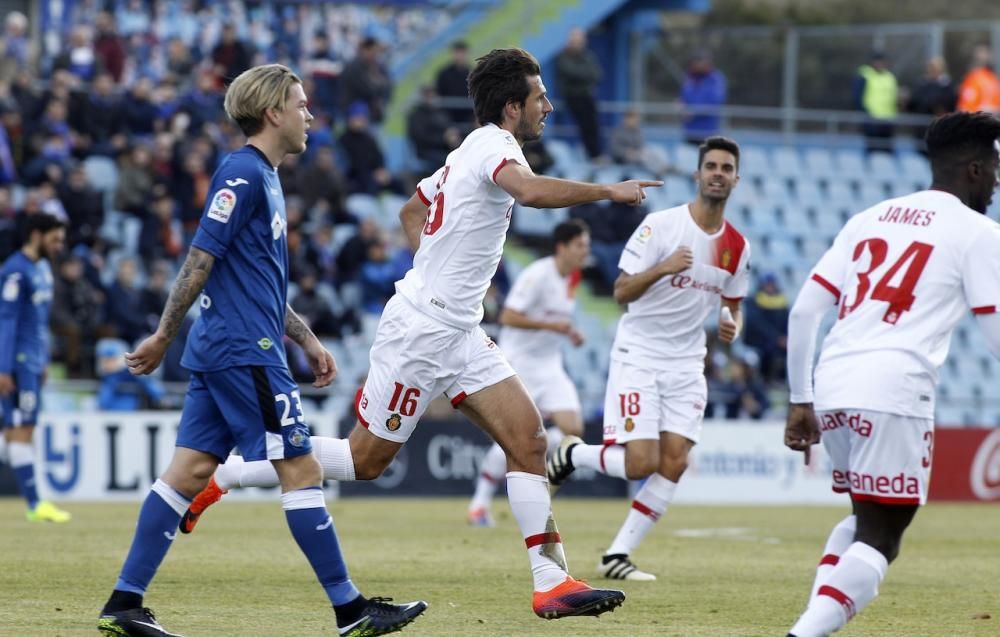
[598,554,657,581]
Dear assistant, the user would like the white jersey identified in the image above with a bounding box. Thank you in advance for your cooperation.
[499,256,581,366]
[396,124,530,330]
[810,190,1000,419]
[611,204,751,373]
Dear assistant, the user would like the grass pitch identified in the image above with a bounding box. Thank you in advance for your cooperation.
[0,497,996,636]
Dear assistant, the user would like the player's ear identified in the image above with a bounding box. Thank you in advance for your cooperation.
[264,106,282,128]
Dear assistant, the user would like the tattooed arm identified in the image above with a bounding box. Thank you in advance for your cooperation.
[124,247,215,375]
[285,304,316,347]
[286,304,338,387]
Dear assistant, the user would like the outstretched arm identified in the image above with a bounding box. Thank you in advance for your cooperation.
[495,162,661,209]
[125,247,214,375]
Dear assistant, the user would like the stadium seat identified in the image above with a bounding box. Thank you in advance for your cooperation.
[900,153,931,188]
[867,153,899,184]
[345,193,381,221]
[834,148,866,182]
[511,204,567,237]
[771,147,801,179]
[739,145,770,179]
[803,147,836,177]
[664,174,695,202]
[546,139,579,172]
[793,177,823,205]
[83,156,119,193]
[857,182,888,208]
[592,165,626,184]
[825,180,856,208]
[378,193,408,227]
[673,144,700,173]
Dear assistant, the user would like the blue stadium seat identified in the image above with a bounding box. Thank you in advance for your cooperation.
[673,144,700,173]
[592,165,626,184]
[664,174,695,202]
[857,182,888,208]
[546,139,578,172]
[900,153,931,188]
[826,180,856,207]
[771,147,801,179]
[867,153,899,184]
[803,147,836,178]
[834,149,866,182]
[378,193,408,227]
[511,204,567,237]
[793,177,823,205]
[760,177,793,207]
[345,193,381,221]
[739,145,770,179]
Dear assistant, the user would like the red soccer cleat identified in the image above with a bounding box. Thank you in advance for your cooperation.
[532,576,625,619]
[179,476,227,534]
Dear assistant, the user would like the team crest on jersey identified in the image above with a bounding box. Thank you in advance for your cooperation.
[271,210,286,240]
[288,426,308,448]
[2,273,19,301]
[386,413,402,431]
[207,188,237,223]
[637,225,652,242]
[258,337,274,350]
[624,417,635,432]
[720,248,732,269]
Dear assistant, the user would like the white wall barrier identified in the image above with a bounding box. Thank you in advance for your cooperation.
[675,421,848,505]
[32,411,338,502]
[31,413,846,505]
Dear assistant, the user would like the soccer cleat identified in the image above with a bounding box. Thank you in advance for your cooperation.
[532,576,625,619]
[97,607,184,636]
[466,507,495,528]
[546,435,582,495]
[338,597,428,636]
[26,500,71,523]
[179,476,227,534]
[598,554,657,581]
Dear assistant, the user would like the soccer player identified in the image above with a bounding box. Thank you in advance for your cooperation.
[185,47,658,619]
[466,219,590,527]
[783,112,1000,637]
[0,212,70,523]
[98,64,425,637]
[546,136,750,581]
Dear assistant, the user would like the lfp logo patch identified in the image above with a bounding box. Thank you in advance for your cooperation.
[637,225,653,242]
[208,188,237,223]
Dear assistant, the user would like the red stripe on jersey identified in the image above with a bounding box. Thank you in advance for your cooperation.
[354,388,370,428]
[568,270,582,299]
[525,531,562,548]
[812,274,841,301]
[721,295,744,302]
[817,586,856,619]
[631,500,661,521]
[450,391,468,408]
[850,492,921,506]
[416,186,431,206]
[711,221,747,275]
[819,554,840,567]
[831,486,851,494]
[480,472,500,484]
[492,158,518,183]
[972,305,997,315]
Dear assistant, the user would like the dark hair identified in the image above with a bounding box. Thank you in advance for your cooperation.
[925,111,1000,175]
[451,40,468,51]
[697,136,740,171]
[24,213,65,239]
[467,48,541,126]
[553,219,589,247]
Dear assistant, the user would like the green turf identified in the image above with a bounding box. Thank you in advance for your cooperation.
[0,498,996,636]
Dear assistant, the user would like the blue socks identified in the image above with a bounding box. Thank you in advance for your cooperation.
[282,487,360,606]
[114,479,189,595]
[9,441,39,509]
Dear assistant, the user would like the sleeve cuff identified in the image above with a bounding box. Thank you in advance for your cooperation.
[416,186,431,206]
[191,228,227,260]
[789,391,814,404]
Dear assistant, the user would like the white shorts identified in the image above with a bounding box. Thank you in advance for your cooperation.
[356,295,516,443]
[819,409,933,506]
[509,356,581,416]
[602,359,706,444]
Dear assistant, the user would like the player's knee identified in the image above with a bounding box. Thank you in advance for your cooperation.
[855,527,903,563]
[353,455,390,481]
[660,455,688,481]
[625,453,657,480]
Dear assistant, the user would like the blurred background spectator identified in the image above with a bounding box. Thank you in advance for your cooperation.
[855,50,898,154]
[907,57,957,148]
[435,40,475,129]
[681,51,727,144]
[742,273,789,385]
[555,28,603,160]
[957,44,1000,114]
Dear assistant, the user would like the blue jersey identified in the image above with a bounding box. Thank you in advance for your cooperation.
[181,145,289,372]
[0,252,53,375]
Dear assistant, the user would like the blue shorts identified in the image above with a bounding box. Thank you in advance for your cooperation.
[1,368,41,427]
[176,366,313,462]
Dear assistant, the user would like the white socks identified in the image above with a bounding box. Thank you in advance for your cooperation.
[790,542,888,637]
[811,515,857,599]
[606,473,677,556]
[214,437,357,491]
[506,471,567,591]
[571,443,626,479]
[468,428,567,512]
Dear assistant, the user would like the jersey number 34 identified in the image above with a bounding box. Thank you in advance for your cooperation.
[839,239,934,325]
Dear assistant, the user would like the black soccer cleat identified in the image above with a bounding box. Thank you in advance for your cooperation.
[546,434,583,495]
[338,597,428,636]
[98,607,184,636]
